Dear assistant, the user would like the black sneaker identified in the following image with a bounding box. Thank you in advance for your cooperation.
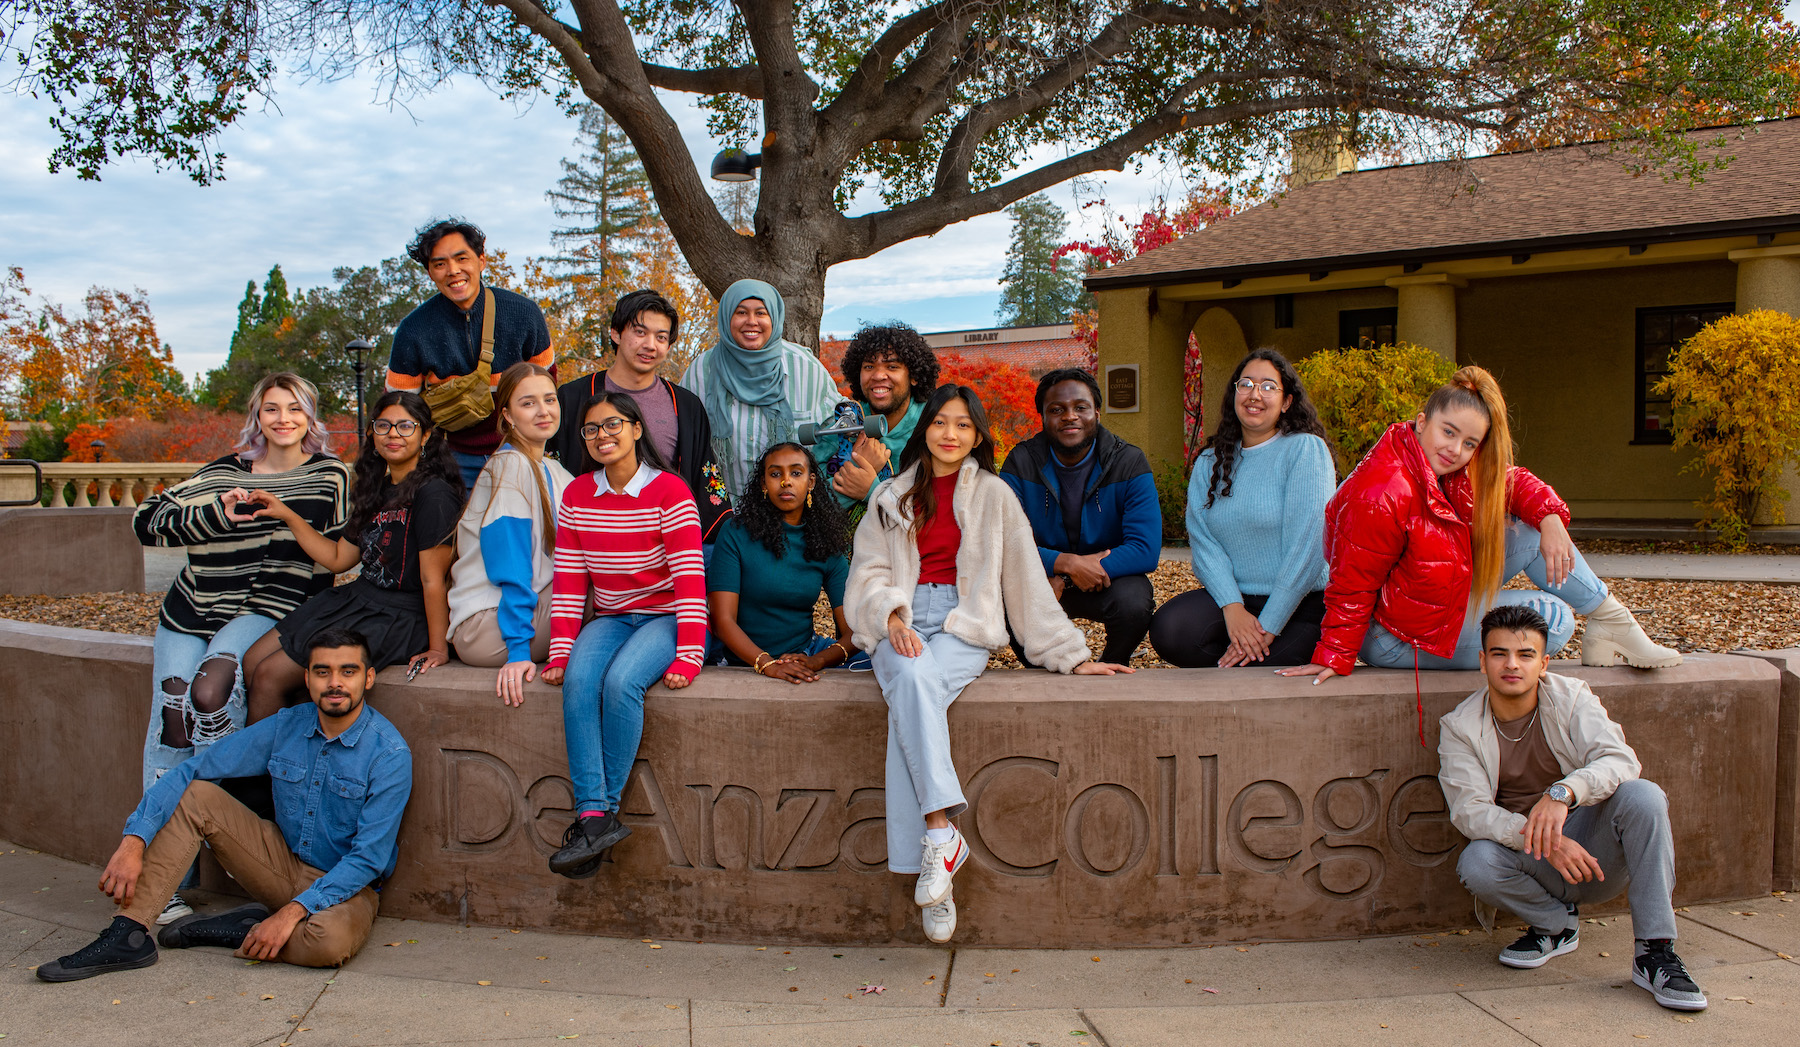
[158,903,271,950]
[549,813,631,876]
[35,916,158,982]
[1497,925,1579,968]
[1633,940,1708,1011]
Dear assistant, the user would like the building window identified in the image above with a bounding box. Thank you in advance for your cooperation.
[1273,294,1294,329]
[1635,303,1731,444]
[1338,307,1397,349]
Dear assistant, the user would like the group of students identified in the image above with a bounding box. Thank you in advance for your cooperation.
[36,217,1699,1013]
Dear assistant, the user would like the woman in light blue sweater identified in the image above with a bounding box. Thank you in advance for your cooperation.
[1149,349,1336,667]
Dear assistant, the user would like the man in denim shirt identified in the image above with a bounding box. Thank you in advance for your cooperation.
[38,628,412,981]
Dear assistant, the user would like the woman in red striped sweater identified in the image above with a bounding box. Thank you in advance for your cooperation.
[541,391,706,878]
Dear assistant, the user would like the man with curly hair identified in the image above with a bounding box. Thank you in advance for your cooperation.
[826,322,940,507]
[386,217,554,488]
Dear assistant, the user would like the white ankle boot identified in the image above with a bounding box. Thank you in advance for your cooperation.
[1580,596,1682,668]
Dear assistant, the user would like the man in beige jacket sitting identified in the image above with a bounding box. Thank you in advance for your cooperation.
[1438,604,1705,1012]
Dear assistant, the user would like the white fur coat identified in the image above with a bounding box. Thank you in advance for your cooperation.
[846,458,1091,673]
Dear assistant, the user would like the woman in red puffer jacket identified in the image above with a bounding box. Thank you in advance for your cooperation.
[1280,366,1678,683]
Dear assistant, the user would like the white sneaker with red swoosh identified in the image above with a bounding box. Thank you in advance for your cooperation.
[914,829,968,907]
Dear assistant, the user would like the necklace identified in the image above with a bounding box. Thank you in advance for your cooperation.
[1493,706,1539,743]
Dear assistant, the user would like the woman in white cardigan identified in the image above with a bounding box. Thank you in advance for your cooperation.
[846,383,1131,944]
[447,363,573,705]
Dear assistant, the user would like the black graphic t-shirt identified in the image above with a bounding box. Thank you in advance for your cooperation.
[357,477,462,592]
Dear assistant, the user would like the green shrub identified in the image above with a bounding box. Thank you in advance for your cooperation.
[1152,456,1191,545]
[1657,309,1800,548]
[1294,342,1455,474]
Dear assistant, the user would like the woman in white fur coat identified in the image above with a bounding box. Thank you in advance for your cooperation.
[845,383,1132,944]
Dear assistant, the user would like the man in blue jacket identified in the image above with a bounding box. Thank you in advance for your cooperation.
[999,369,1163,665]
[37,628,412,981]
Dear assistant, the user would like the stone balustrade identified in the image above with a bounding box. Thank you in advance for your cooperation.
[35,462,203,508]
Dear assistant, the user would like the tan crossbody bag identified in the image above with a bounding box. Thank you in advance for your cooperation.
[421,287,497,432]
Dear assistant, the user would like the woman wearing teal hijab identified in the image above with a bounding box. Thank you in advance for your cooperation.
[680,279,844,499]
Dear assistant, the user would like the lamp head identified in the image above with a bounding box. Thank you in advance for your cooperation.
[710,148,762,182]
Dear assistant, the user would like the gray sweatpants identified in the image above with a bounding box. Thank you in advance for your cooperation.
[1456,778,1677,941]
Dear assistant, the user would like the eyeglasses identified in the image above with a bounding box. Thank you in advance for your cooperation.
[580,418,630,440]
[371,419,420,436]
[1234,378,1282,394]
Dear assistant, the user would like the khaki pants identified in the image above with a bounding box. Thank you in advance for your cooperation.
[451,584,553,666]
[121,780,379,968]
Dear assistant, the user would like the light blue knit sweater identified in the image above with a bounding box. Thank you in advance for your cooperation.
[1186,432,1335,634]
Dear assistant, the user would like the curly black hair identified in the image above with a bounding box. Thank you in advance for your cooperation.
[406,217,486,267]
[839,322,938,404]
[347,390,467,536]
[1202,348,1328,508]
[736,442,849,563]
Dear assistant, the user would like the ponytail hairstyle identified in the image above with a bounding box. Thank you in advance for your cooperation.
[491,361,559,551]
[347,390,466,535]
[1203,348,1327,507]
[896,384,997,535]
[236,372,333,462]
[1420,365,1513,608]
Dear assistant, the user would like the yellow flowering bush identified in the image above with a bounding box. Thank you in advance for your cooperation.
[1657,309,1800,548]
[1294,341,1456,474]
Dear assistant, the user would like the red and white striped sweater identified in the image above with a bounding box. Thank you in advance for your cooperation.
[547,466,707,680]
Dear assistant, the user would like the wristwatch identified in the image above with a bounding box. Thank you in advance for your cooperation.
[1544,783,1576,808]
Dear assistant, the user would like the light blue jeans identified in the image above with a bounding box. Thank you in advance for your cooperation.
[871,584,992,873]
[452,450,488,491]
[1362,516,1608,670]
[560,613,678,814]
[144,614,277,794]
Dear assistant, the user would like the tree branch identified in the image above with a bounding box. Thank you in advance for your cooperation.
[642,62,764,97]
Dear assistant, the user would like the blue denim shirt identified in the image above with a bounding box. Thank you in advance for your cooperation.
[122,703,413,914]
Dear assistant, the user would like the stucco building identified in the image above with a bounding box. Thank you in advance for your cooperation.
[1089,119,1800,521]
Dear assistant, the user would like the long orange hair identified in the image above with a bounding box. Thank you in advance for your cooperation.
[1420,365,1512,608]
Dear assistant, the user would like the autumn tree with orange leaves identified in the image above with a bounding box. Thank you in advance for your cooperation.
[4,269,187,422]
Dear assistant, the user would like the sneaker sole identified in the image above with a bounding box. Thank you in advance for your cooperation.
[1632,969,1708,1011]
[158,904,272,949]
[1498,936,1579,969]
[548,823,633,874]
[154,905,193,927]
[35,951,158,982]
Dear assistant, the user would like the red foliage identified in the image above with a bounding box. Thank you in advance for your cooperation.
[935,351,1039,463]
[60,408,363,464]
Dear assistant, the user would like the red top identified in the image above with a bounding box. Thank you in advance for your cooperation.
[547,466,707,681]
[1311,421,1572,675]
[915,472,962,585]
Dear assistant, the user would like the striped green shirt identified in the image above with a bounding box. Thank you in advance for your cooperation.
[678,341,843,500]
[134,453,353,637]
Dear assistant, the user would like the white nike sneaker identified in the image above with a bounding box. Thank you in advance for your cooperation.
[922,893,957,944]
[914,828,969,907]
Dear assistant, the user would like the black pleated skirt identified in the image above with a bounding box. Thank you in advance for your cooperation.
[276,578,428,670]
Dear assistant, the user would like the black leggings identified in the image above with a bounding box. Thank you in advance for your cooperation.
[1148,589,1327,668]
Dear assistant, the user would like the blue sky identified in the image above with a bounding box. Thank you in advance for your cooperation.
[0,72,1180,388]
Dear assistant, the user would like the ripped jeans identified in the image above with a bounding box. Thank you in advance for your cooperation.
[144,615,276,795]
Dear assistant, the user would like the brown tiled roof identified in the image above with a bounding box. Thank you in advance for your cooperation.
[1091,118,1800,288]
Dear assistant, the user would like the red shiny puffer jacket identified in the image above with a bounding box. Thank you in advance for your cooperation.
[1311,421,1570,675]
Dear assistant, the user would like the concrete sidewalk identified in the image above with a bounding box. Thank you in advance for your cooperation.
[1159,546,1800,584]
[4,842,1795,1046]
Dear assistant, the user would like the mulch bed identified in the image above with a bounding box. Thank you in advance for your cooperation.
[6,562,1797,669]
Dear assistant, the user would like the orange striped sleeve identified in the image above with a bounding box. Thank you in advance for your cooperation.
[385,369,424,392]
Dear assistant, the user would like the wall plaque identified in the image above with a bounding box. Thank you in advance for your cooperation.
[1104,364,1140,413]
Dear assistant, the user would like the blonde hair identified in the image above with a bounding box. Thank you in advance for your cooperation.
[1421,365,1513,608]
[236,373,332,461]
[493,361,558,551]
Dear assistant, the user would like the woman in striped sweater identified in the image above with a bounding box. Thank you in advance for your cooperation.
[542,391,706,878]
[132,372,350,922]
[447,362,573,706]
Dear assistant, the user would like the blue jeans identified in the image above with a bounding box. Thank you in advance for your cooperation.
[1362,516,1608,670]
[452,450,488,490]
[145,614,277,795]
[707,631,873,671]
[560,613,678,813]
[870,584,992,873]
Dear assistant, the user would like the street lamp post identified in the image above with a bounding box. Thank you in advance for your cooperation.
[345,339,374,434]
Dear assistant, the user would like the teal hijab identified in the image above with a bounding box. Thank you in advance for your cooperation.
[702,279,796,441]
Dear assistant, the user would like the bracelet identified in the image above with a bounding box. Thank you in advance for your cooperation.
[752,652,774,675]
[826,641,850,664]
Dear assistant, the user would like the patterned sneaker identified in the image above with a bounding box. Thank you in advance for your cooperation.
[913,829,969,907]
[922,893,957,944]
[1497,925,1579,968]
[1633,940,1708,1011]
[35,916,157,982]
[155,893,194,926]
